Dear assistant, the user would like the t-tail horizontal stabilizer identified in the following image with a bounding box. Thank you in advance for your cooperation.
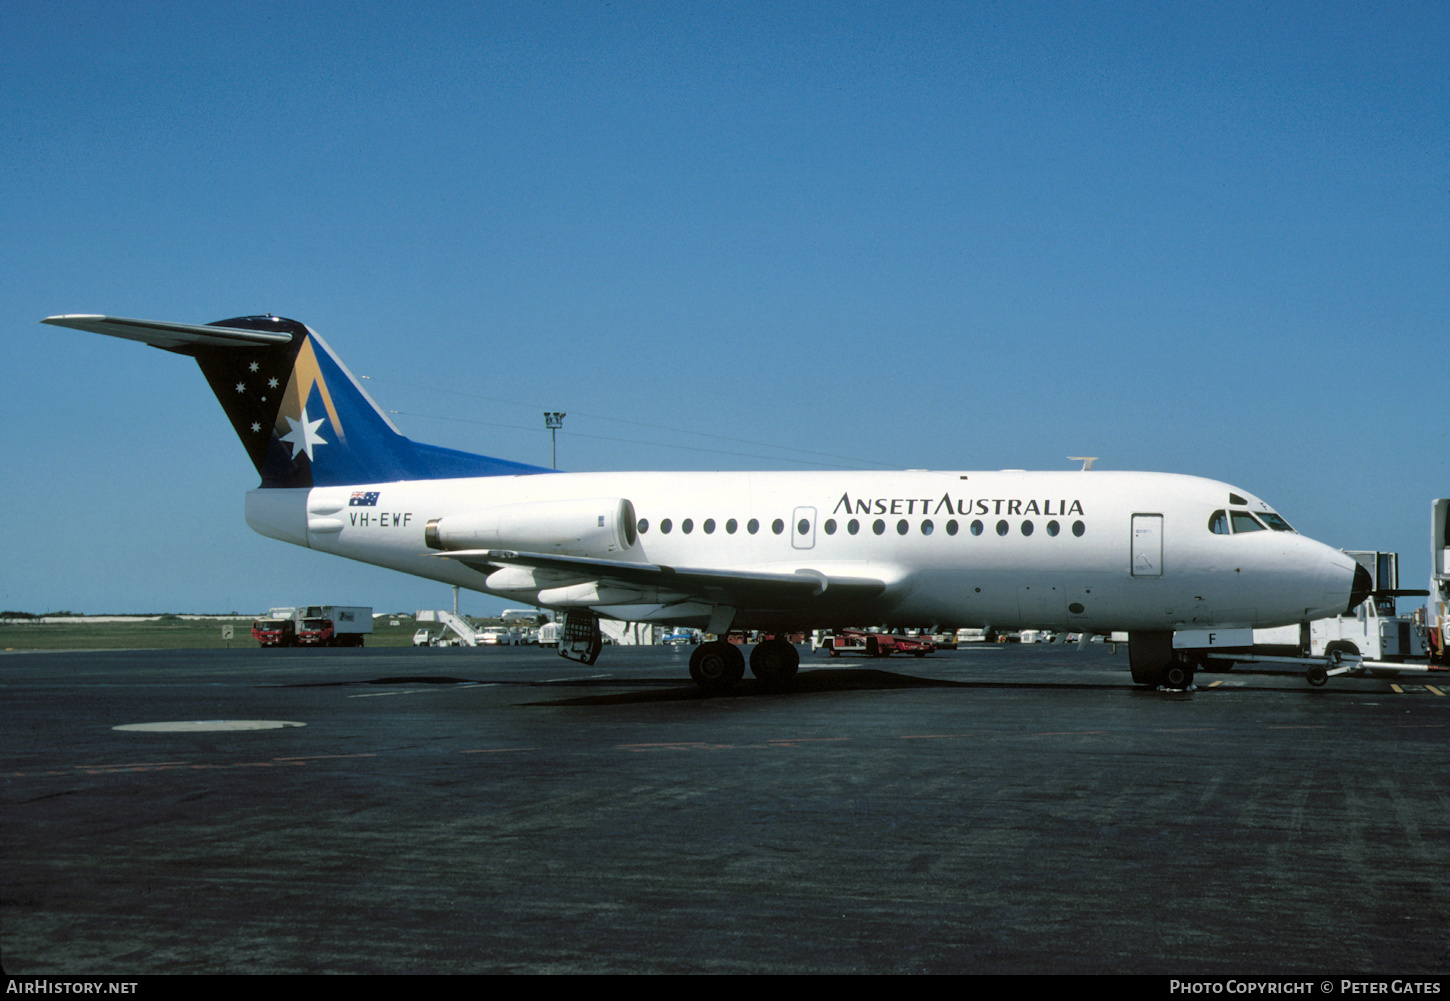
[43,313,553,489]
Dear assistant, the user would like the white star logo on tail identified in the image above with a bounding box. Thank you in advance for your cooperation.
[280,405,328,461]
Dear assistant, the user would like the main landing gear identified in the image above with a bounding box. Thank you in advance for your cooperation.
[689,640,744,693]
[748,638,800,688]
[687,637,801,694]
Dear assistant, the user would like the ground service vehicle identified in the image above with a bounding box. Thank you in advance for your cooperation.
[829,630,935,657]
[251,617,296,647]
[1424,499,1450,663]
[253,605,371,647]
[298,605,371,646]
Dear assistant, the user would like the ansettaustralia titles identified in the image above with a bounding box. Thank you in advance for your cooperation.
[832,493,1085,518]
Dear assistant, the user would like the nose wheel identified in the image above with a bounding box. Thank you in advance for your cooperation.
[1162,661,1196,689]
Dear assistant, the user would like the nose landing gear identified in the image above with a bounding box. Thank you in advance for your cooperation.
[1162,660,1196,690]
[1128,631,1196,690]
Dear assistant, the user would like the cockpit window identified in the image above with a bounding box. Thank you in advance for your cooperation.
[1230,511,1266,533]
[1258,512,1295,532]
[1208,510,1230,535]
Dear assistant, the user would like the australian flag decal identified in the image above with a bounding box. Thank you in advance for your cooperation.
[349,491,380,507]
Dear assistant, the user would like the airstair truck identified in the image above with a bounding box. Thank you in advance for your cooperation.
[412,608,483,646]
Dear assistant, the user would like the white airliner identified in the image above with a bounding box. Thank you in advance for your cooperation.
[44,313,1370,691]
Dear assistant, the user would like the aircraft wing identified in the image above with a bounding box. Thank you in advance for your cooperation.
[435,549,887,606]
[41,314,294,350]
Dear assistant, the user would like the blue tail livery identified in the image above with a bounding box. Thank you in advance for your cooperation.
[42,314,552,488]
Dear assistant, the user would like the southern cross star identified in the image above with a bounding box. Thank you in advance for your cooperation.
[280,406,327,461]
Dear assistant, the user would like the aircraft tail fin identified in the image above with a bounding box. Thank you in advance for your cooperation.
[42,314,552,488]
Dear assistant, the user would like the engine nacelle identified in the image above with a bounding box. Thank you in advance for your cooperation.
[424,497,638,558]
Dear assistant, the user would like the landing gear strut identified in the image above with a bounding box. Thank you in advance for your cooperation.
[689,640,745,694]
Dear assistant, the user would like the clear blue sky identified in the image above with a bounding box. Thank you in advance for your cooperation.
[3,2,1446,615]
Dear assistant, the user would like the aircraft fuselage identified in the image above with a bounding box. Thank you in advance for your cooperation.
[248,468,1358,634]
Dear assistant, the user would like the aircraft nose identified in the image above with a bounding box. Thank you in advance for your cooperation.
[1300,543,1368,622]
[1347,561,1373,614]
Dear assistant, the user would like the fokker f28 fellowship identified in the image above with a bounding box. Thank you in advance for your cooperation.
[44,313,1370,691]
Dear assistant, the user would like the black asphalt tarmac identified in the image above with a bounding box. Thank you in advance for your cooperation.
[3,642,1448,974]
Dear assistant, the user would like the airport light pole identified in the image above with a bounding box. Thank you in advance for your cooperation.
[544,412,565,469]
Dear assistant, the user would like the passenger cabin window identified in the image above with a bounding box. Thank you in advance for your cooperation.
[1229,511,1266,533]
[1208,510,1229,535]
[1258,512,1295,532]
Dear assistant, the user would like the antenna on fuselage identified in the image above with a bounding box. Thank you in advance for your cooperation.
[1068,456,1097,471]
